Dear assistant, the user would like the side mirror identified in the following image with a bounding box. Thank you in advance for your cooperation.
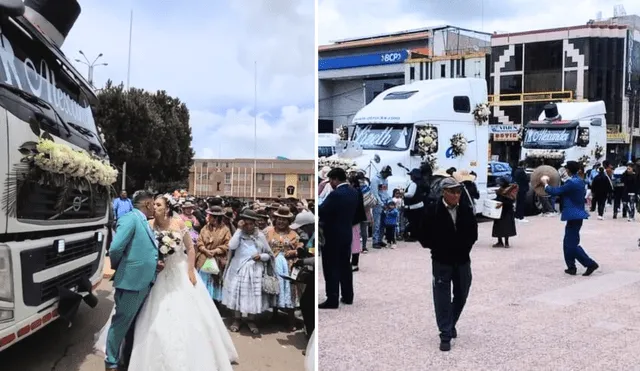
[577,127,590,147]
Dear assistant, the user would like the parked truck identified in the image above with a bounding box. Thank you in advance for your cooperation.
[329,78,490,213]
[0,0,110,351]
[520,101,607,213]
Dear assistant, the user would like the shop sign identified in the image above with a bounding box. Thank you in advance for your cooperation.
[489,124,520,134]
[493,132,519,142]
[607,132,630,143]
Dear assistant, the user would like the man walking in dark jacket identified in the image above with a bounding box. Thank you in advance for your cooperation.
[418,177,478,352]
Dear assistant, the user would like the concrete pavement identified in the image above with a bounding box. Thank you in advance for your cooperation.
[318,214,640,370]
[0,281,306,371]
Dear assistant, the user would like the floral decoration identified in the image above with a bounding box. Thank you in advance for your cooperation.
[2,126,118,217]
[517,126,524,141]
[156,230,182,259]
[450,133,468,158]
[473,102,491,125]
[578,155,590,166]
[423,154,438,171]
[594,143,604,159]
[414,125,438,158]
[336,125,348,141]
[318,156,357,171]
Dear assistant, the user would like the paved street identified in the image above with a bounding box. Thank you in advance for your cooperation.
[318,214,640,370]
[0,281,306,371]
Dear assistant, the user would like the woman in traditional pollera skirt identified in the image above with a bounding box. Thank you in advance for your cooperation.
[195,206,231,302]
[264,206,303,330]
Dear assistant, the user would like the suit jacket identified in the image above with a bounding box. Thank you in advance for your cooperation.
[109,210,159,291]
[319,183,358,252]
[352,187,367,226]
[418,198,478,265]
[545,175,589,221]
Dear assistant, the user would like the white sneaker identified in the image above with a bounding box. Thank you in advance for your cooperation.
[597,216,603,220]
[518,219,529,223]
[390,244,397,249]
[629,218,633,222]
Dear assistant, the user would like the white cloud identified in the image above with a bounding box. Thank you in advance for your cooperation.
[319,0,640,44]
[190,106,315,159]
[60,0,314,159]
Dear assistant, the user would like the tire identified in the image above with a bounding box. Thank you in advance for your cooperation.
[524,188,542,216]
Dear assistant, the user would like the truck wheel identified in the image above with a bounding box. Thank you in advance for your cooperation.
[524,188,542,216]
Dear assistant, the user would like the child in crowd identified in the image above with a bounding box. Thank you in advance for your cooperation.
[392,189,404,239]
[384,200,399,249]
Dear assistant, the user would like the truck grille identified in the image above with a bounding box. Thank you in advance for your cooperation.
[20,238,101,307]
[44,237,100,269]
[16,182,108,221]
[39,265,94,303]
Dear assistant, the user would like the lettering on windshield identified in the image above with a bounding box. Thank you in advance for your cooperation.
[353,125,411,150]
[524,129,572,143]
[0,32,94,130]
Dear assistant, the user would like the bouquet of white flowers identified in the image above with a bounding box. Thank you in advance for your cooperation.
[156,230,182,259]
[473,102,491,125]
[450,133,468,158]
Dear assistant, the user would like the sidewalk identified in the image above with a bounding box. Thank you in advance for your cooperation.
[318,215,640,370]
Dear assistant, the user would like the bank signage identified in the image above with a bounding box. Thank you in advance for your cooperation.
[488,124,520,134]
[319,50,409,71]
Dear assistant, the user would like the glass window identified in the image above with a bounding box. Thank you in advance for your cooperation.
[564,71,577,96]
[272,174,285,181]
[298,175,310,182]
[224,173,231,184]
[522,127,577,149]
[440,64,446,77]
[352,124,414,151]
[453,96,471,113]
[383,91,418,100]
[500,75,522,95]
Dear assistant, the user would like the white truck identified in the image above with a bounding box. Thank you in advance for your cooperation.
[520,101,607,212]
[318,133,339,158]
[0,1,108,351]
[331,78,490,212]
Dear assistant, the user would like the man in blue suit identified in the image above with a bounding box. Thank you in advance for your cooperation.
[542,161,599,277]
[105,190,163,371]
[319,167,359,309]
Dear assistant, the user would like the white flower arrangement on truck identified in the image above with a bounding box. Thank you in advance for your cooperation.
[450,133,468,158]
[473,102,491,125]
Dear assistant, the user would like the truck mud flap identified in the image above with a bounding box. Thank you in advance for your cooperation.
[56,276,99,326]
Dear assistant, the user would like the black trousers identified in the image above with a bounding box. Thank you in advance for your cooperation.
[593,195,606,216]
[614,187,625,216]
[300,277,315,336]
[405,208,423,239]
[322,243,353,304]
[515,191,527,219]
[384,225,396,244]
[432,260,472,342]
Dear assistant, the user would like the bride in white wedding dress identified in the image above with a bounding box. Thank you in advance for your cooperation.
[95,195,238,370]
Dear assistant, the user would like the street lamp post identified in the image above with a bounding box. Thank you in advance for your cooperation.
[76,51,108,87]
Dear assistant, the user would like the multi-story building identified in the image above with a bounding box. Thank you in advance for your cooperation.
[489,16,640,163]
[318,25,490,135]
[188,158,315,200]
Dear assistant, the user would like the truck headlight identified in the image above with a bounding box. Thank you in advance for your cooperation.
[0,245,13,302]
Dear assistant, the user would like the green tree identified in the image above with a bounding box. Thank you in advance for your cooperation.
[94,80,194,192]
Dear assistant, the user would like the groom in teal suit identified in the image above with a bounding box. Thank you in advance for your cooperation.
[105,190,162,371]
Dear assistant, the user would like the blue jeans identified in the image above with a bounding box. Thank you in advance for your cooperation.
[372,205,383,244]
[563,219,596,269]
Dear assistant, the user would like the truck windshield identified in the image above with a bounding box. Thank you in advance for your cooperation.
[0,17,97,134]
[352,123,414,151]
[522,127,576,149]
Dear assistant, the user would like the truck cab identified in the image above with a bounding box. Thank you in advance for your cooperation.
[0,1,110,351]
[330,78,490,213]
[519,101,607,213]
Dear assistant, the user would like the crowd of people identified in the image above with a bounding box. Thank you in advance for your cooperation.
[317,155,637,354]
[106,189,316,370]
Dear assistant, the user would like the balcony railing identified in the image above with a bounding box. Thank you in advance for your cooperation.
[488,91,576,106]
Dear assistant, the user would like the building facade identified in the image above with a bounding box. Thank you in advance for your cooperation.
[318,26,490,135]
[490,19,640,163]
[188,158,315,200]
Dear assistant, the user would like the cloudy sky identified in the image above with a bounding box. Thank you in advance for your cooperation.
[63,0,314,160]
[319,0,640,44]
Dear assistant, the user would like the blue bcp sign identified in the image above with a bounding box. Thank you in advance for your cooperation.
[319,50,409,71]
